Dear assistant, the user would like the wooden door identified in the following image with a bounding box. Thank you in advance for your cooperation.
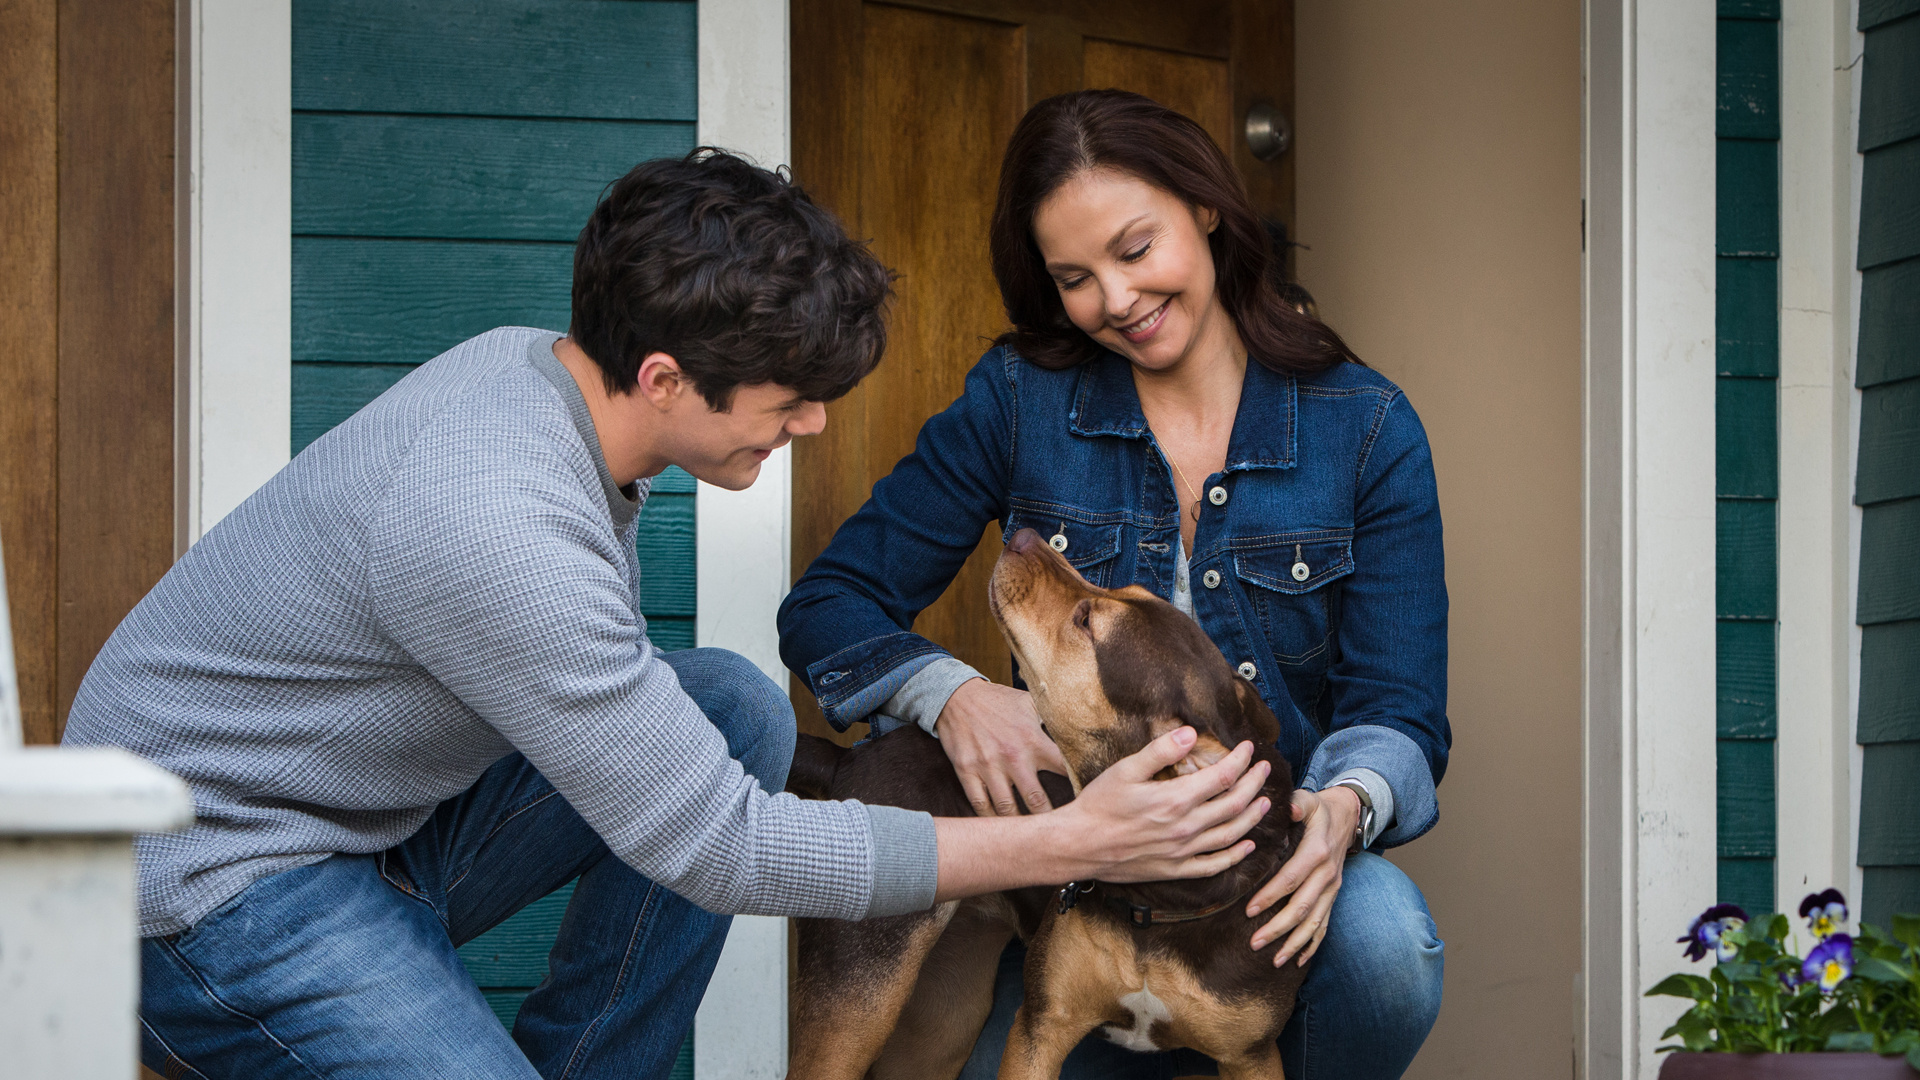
[791,0,1294,739]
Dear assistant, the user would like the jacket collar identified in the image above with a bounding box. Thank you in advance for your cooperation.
[1066,350,1297,470]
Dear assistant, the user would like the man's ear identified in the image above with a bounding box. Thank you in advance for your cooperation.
[633,352,688,409]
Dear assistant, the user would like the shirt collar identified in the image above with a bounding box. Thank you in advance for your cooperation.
[1066,350,1297,470]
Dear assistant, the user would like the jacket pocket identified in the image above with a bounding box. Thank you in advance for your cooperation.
[1003,505,1125,587]
[1232,532,1354,668]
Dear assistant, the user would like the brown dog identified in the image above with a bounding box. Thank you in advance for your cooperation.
[785,528,1306,1080]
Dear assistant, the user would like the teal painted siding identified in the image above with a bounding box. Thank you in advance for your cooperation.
[290,1,699,1060]
[1858,0,1920,931]
[1716,2,1779,917]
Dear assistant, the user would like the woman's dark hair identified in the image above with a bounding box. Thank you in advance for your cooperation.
[572,148,894,408]
[989,90,1359,374]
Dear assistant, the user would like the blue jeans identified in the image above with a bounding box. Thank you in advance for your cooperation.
[137,648,795,1080]
[959,852,1444,1080]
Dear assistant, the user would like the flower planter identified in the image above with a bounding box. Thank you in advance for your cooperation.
[1659,1052,1920,1078]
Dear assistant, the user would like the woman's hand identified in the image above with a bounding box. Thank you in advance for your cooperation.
[937,680,1073,816]
[1243,785,1361,968]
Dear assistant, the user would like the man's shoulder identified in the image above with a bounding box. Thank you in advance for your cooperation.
[332,328,577,456]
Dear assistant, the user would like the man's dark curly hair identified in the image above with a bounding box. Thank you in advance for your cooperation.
[570,149,893,409]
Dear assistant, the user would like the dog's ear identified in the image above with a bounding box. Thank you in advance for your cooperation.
[1146,715,1231,778]
[1235,680,1283,748]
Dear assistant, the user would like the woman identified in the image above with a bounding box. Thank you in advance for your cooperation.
[778,90,1447,1079]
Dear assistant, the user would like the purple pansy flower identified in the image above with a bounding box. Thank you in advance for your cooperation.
[1680,903,1749,962]
[1801,933,1854,993]
[1798,888,1847,941]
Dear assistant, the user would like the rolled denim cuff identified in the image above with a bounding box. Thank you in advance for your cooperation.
[1302,725,1437,848]
[862,803,940,917]
[805,633,950,732]
[880,656,988,736]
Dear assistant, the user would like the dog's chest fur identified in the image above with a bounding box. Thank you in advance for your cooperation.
[1032,908,1293,1058]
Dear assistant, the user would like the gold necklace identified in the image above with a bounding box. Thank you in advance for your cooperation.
[1168,457,1204,522]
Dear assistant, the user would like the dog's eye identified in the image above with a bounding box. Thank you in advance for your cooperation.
[1071,599,1094,638]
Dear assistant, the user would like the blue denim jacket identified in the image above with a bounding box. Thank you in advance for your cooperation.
[778,347,1449,847]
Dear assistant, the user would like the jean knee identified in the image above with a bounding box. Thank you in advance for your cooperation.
[1324,853,1445,1033]
[660,647,795,794]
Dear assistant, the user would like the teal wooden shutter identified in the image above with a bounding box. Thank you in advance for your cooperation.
[290,1,699,1065]
[1715,0,1780,917]
[1856,0,1920,930]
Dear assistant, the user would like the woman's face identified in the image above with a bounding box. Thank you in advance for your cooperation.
[1031,168,1229,374]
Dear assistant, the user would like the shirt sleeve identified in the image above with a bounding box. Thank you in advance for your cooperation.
[364,408,937,920]
[880,656,988,736]
[1310,389,1450,847]
[779,350,1018,730]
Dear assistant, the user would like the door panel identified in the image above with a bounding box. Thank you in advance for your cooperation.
[1082,40,1233,152]
[855,6,1027,685]
[792,0,1291,739]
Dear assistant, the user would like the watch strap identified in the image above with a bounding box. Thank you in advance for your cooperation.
[1329,777,1375,853]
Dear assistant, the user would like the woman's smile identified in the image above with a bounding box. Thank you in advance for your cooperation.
[1117,298,1171,342]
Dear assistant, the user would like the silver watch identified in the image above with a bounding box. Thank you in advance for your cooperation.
[1330,778,1375,853]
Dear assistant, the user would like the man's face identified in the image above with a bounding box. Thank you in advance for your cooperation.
[673,382,827,491]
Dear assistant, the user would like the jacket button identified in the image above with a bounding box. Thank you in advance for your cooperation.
[1208,485,1229,506]
[1236,661,1258,681]
[1291,561,1310,582]
[1202,569,1221,589]
[1049,532,1069,552]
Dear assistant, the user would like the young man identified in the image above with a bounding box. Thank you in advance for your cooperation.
[64,151,1264,1079]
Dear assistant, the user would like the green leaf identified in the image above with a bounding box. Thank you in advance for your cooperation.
[1827,1031,1876,1051]
[1648,973,1715,1000]
[1907,1045,1920,1072]
[1856,956,1913,984]
[1891,913,1920,948]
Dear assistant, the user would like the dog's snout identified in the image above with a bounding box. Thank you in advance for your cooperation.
[1008,528,1043,554]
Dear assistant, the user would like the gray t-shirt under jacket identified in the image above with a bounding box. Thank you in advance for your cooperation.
[65,327,938,938]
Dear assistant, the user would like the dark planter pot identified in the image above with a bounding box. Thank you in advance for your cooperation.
[1659,1052,1919,1078]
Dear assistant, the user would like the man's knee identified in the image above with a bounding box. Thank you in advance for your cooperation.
[659,647,796,794]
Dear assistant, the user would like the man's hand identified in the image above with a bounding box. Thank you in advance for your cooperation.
[937,680,1073,815]
[1064,726,1273,883]
[1242,785,1360,968]
[930,726,1271,901]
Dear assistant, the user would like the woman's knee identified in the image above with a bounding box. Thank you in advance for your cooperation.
[658,647,796,794]
[1316,853,1444,1032]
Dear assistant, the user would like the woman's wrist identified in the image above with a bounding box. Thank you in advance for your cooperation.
[1318,784,1364,848]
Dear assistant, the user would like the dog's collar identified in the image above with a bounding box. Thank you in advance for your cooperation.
[1055,879,1260,929]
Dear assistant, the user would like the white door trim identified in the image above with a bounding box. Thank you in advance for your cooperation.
[1582,2,1720,1077]
[694,1,793,1076]
[175,0,293,552]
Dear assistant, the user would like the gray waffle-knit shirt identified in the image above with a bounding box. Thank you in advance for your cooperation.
[63,327,939,938]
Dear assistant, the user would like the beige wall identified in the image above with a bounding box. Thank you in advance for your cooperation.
[1293,3,1585,1077]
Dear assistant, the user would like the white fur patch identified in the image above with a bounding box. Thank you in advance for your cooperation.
[1100,982,1172,1052]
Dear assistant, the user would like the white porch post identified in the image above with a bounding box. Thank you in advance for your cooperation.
[693,1,793,1076]
[1772,0,1861,917]
[0,538,195,1078]
[1582,1,1720,1077]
